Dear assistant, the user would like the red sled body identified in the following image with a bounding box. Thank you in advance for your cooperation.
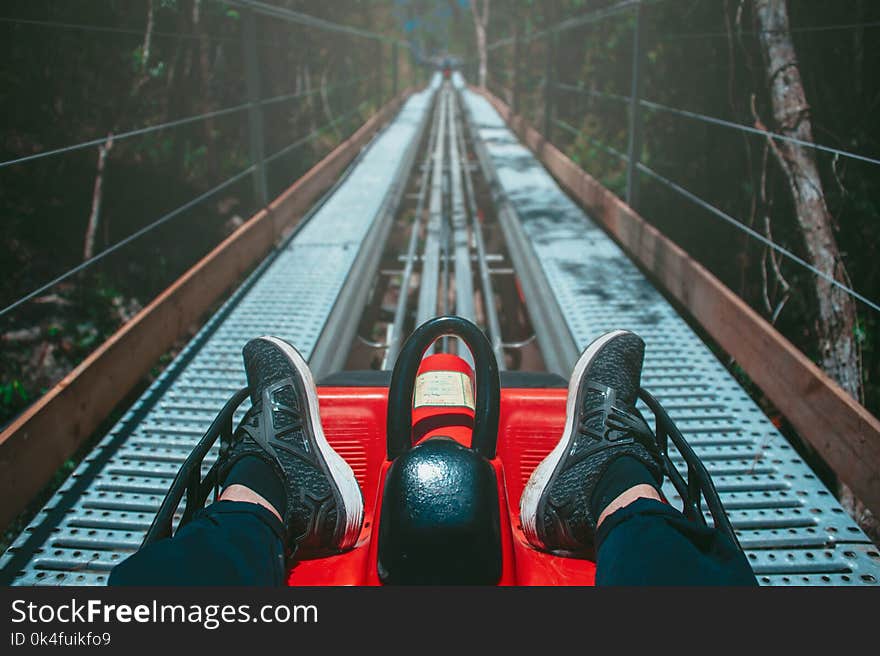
[292,355,595,585]
[143,317,738,586]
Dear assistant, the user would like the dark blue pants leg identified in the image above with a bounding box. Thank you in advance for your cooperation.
[109,501,286,586]
[111,498,755,586]
[595,498,757,586]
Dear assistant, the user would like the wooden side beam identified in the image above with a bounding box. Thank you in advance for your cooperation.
[0,90,414,531]
[474,86,880,517]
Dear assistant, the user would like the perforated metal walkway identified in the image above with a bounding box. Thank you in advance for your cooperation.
[458,80,880,586]
[0,77,439,585]
[3,73,878,586]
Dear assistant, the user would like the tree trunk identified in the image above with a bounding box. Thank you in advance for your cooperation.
[83,136,114,261]
[142,0,155,73]
[320,70,340,140]
[754,0,861,398]
[512,9,521,113]
[192,0,217,178]
[754,0,874,539]
[304,65,317,135]
[130,0,155,98]
[167,0,196,179]
[470,0,490,88]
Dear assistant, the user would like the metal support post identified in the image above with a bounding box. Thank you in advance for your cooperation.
[242,7,268,207]
[626,1,644,209]
[409,46,419,87]
[377,41,384,104]
[512,17,521,114]
[392,42,399,96]
[544,29,557,141]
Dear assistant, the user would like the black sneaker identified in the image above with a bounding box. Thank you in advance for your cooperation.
[218,336,363,555]
[520,330,663,554]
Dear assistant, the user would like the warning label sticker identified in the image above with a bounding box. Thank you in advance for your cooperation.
[413,370,475,410]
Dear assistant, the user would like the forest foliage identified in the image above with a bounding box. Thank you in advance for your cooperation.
[459,0,880,416]
[0,0,411,426]
[2,0,878,425]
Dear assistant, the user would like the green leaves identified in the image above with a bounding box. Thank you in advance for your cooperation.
[148,61,166,79]
[0,380,29,406]
[853,323,866,344]
[131,47,146,72]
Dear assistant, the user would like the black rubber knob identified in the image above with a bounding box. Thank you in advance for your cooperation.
[386,316,500,459]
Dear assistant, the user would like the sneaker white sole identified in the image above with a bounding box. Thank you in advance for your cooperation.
[519,329,630,548]
[261,336,364,550]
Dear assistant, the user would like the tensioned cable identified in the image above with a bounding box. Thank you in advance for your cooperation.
[533,0,648,40]
[657,20,880,40]
[0,9,423,50]
[489,3,876,50]
[0,102,251,170]
[554,84,880,166]
[0,165,252,319]
[0,74,373,170]
[0,15,278,47]
[556,82,629,104]
[221,0,407,47]
[488,64,544,87]
[488,0,656,51]
[639,98,880,166]
[487,65,512,79]
[0,106,371,319]
[260,73,372,108]
[555,119,628,160]
[549,119,880,313]
[486,36,514,51]
[263,101,369,164]
[637,163,880,313]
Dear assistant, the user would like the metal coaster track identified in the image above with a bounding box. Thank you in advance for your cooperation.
[1,73,879,586]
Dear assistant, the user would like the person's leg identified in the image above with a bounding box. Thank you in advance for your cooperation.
[110,335,364,586]
[110,466,288,586]
[595,495,756,586]
[590,481,756,586]
[520,330,757,586]
[109,498,286,586]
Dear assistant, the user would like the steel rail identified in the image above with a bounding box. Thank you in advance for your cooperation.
[453,90,506,369]
[438,91,452,351]
[447,86,476,366]
[448,90,476,325]
[458,83,579,376]
[308,91,435,377]
[384,92,444,367]
[0,86,433,584]
[415,86,448,328]
[460,84,880,585]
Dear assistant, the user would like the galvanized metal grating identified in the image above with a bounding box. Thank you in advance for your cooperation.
[5,76,877,587]
[0,83,438,586]
[461,87,880,586]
